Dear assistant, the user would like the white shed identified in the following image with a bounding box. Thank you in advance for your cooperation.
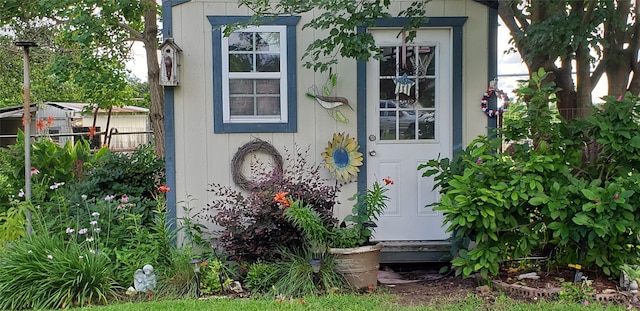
[162,0,500,262]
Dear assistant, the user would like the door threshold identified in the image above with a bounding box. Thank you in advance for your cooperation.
[374,240,452,263]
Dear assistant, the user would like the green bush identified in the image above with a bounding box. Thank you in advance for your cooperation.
[422,69,640,278]
[0,234,118,309]
[245,262,279,293]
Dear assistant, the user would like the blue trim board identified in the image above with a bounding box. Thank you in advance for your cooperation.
[486,8,498,132]
[356,26,368,198]
[208,16,301,133]
[162,0,177,230]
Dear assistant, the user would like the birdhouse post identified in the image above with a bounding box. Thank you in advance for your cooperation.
[159,38,182,86]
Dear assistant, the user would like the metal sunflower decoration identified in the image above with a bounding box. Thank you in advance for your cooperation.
[322,132,363,181]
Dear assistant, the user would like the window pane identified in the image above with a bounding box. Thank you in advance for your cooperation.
[380,47,397,76]
[256,32,280,51]
[228,32,253,51]
[256,79,280,94]
[417,78,435,108]
[230,97,254,115]
[256,54,280,72]
[229,79,253,94]
[229,54,253,72]
[256,97,281,115]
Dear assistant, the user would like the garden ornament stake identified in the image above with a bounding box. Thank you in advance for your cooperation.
[14,41,38,236]
[189,259,202,298]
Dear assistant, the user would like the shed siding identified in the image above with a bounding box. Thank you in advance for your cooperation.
[170,0,491,235]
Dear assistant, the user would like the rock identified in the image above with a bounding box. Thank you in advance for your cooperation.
[517,272,540,280]
[227,281,243,293]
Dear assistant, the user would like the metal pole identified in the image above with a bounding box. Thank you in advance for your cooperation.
[15,41,37,236]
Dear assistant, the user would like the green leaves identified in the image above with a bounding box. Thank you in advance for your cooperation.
[423,75,640,278]
[240,0,428,72]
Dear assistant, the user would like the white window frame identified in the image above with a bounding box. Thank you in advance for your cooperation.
[221,25,288,124]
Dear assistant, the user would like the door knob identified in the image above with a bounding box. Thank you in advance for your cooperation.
[369,149,376,156]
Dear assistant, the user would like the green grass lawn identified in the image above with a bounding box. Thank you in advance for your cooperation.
[66,294,630,311]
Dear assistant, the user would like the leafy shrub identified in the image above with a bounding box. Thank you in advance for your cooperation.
[245,262,279,293]
[67,145,165,225]
[200,146,339,263]
[199,259,232,295]
[0,234,118,309]
[0,131,100,213]
[422,69,640,278]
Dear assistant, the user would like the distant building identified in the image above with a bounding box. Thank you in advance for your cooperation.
[0,102,151,151]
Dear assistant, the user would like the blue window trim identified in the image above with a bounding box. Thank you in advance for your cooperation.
[208,16,301,133]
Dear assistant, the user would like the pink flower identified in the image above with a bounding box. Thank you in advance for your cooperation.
[617,95,623,101]
[476,157,482,165]
[614,193,619,200]
[121,195,129,203]
[30,167,39,176]
[18,189,24,197]
[65,228,74,234]
[78,228,88,235]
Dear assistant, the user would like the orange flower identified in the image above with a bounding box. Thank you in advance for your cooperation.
[46,116,54,126]
[300,299,306,304]
[200,261,208,267]
[158,185,171,193]
[273,191,290,207]
[382,177,394,185]
[36,119,45,132]
[88,126,96,139]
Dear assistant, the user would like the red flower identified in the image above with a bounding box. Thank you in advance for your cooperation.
[36,119,45,132]
[46,116,54,126]
[158,185,171,193]
[273,191,290,207]
[382,177,394,185]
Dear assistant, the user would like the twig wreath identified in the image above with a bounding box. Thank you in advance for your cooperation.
[231,139,283,191]
[481,80,510,118]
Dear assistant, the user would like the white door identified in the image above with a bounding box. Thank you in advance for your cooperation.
[367,29,452,241]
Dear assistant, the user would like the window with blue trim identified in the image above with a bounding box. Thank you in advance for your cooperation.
[208,16,300,133]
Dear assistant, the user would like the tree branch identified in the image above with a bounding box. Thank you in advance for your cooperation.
[118,22,143,40]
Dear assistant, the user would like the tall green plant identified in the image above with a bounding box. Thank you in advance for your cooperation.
[0,234,118,309]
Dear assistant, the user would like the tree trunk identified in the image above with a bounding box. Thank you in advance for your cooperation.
[142,0,165,158]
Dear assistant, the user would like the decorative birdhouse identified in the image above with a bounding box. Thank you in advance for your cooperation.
[159,38,182,86]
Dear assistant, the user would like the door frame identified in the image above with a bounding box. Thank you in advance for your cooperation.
[355,17,467,238]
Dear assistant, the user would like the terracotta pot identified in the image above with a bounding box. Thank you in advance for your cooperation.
[329,242,383,289]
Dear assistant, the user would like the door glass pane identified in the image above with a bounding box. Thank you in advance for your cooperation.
[378,44,437,141]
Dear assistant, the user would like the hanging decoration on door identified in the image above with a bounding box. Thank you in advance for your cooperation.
[321,132,363,182]
[481,79,510,117]
[394,31,416,96]
[395,73,415,95]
